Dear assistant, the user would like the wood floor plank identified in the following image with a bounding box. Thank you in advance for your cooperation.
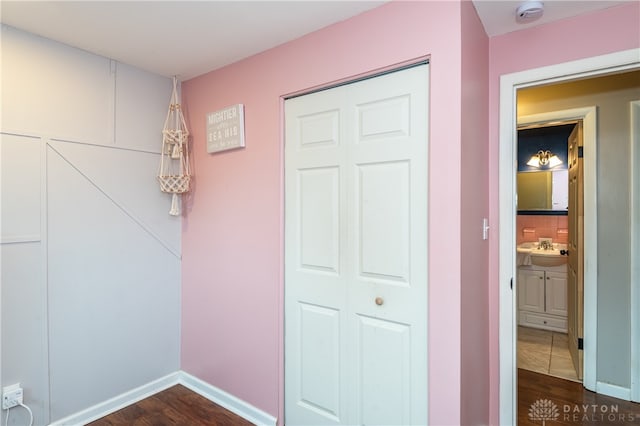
[87,385,254,426]
[88,372,640,425]
[518,369,640,425]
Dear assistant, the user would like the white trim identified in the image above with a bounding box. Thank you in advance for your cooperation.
[498,71,517,426]
[0,235,41,244]
[41,137,51,425]
[596,381,632,402]
[499,48,640,425]
[630,100,640,403]
[518,107,598,393]
[0,131,162,155]
[48,372,180,426]
[179,371,277,426]
[46,371,278,426]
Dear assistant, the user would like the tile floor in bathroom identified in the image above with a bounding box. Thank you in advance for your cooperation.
[518,326,579,382]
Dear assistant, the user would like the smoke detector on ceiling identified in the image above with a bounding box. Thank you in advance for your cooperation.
[516,1,544,23]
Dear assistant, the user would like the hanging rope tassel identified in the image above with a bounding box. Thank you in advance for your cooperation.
[171,143,181,159]
[169,193,180,216]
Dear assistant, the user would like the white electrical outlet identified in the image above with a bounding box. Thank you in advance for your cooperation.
[2,383,23,410]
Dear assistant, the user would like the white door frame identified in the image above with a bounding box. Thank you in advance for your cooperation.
[498,48,640,425]
[631,100,640,403]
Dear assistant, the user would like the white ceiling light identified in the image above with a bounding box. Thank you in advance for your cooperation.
[516,1,544,23]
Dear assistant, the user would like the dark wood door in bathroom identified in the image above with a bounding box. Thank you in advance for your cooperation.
[567,121,584,380]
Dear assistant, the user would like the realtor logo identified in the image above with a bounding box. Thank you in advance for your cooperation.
[529,399,560,425]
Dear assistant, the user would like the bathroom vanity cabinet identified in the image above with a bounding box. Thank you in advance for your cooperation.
[518,265,567,332]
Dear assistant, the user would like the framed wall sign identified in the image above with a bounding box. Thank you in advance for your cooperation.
[206,104,245,154]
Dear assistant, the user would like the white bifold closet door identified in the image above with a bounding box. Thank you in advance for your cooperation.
[284,64,429,426]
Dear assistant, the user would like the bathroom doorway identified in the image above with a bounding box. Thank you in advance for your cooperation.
[514,118,583,384]
[499,51,640,424]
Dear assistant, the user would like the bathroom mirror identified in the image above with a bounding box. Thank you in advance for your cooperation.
[517,124,574,215]
[517,169,568,213]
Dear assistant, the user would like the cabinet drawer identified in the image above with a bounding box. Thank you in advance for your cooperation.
[520,311,567,332]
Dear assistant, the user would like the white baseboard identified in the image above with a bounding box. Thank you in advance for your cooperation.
[596,381,631,401]
[49,372,180,425]
[178,371,277,426]
[47,370,277,426]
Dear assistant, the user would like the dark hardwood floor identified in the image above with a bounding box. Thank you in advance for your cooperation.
[87,385,254,426]
[518,369,640,425]
[87,373,640,425]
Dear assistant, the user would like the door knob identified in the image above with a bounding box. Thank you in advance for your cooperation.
[375,297,384,306]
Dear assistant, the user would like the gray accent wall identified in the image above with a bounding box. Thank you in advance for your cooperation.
[1,25,181,425]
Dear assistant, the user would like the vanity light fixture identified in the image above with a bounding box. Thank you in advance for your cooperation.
[526,150,562,168]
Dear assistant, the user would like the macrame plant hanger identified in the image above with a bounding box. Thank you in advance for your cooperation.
[158,76,191,216]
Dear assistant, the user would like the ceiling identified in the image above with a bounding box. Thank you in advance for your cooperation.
[473,0,631,36]
[0,1,633,81]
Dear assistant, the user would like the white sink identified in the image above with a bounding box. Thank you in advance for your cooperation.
[517,242,568,267]
[530,248,567,266]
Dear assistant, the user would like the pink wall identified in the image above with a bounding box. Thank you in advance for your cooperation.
[460,1,490,425]
[487,3,640,423]
[181,1,473,424]
[516,215,569,245]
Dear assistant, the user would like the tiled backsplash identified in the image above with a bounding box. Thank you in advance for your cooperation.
[516,215,569,245]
